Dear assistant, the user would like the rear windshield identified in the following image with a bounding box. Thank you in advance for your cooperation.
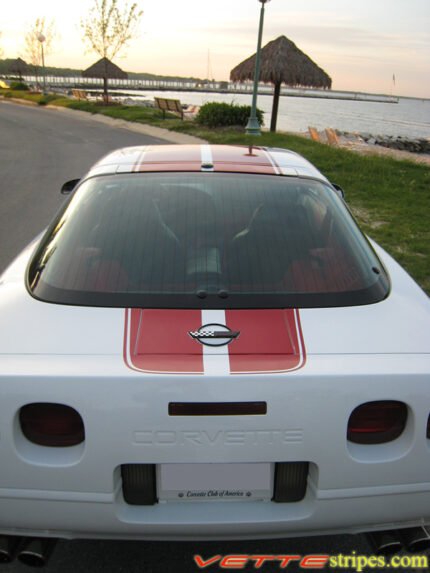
[28,173,389,308]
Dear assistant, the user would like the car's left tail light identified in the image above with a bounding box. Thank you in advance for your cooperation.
[347,400,407,444]
[19,403,85,447]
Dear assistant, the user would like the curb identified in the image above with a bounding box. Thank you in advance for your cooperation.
[0,95,38,107]
[0,96,207,144]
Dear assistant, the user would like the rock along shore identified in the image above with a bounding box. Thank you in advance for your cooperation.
[336,131,430,155]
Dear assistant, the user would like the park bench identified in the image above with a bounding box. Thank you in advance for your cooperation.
[71,89,89,101]
[154,97,184,119]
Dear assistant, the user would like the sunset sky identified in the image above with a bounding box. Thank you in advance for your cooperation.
[1,0,429,98]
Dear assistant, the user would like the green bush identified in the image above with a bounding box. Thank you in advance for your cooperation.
[196,102,264,128]
[38,94,61,106]
[10,81,29,91]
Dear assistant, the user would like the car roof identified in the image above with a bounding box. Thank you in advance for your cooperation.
[86,144,329,182]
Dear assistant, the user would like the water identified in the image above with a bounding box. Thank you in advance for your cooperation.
[114,89,430,139]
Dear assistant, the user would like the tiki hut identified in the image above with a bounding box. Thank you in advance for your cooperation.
[8,58,30,81]
[82,57,128,103]
[230,36,332,132]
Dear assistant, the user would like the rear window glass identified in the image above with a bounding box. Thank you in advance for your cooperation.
[28,173,389,308]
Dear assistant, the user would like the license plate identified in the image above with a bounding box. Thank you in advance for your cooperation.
[158,463,273,502]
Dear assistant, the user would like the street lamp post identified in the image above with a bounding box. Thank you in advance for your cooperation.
[37,33,47,94]
[246,0,271,136]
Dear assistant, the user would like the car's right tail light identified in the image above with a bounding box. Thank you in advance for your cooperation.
[19,403,85,447]
[347,400,407,444]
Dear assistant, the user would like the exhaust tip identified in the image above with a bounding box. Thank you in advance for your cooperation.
[0,552,13,564]
[17,538,57,568]
[0,552,11,565]
[366,530,403,555]
[409,539,430,553]
[0,536,21,564]
[400,527,430,553]
[18,552,46,568]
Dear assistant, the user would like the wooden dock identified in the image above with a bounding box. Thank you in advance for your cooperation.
[16,74,399,104]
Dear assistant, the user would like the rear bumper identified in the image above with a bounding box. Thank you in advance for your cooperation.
[1,482,430,540]
[1,354,430,540]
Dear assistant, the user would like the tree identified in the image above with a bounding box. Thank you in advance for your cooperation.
[81,0,143,102]
[23,18,56,88]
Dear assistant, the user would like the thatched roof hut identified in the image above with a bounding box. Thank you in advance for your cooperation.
[82,57,128,80]
[8,58,30,80]
[82,57,128,103]
[230,36,332,132]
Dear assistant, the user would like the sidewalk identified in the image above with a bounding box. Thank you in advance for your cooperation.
[46,104,208,145]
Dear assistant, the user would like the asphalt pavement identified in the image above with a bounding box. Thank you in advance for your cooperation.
[0,100,373,572]
[0,100,177,273]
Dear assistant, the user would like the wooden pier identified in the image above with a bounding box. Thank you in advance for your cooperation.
[17,74,399,104]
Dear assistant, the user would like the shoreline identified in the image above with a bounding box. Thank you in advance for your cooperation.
[63,88,430,141]
[2,94,429,165]
[283,127,430,165]
[337,140,430,166]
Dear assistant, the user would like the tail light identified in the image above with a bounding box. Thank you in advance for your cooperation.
[347,400,407,444]
[19,403,85,447]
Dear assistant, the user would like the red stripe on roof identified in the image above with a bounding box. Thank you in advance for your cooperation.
[134,145,202,172]
[131,144,278,175]
[211,145,277,174]
[137,163,202,172]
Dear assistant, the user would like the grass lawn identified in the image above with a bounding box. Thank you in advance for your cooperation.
[2,89,429,294]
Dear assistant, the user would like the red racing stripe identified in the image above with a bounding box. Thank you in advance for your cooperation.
[225,309,306,374]
[211,145,277,174]
[134,145,202,172]
[124,309,204,374]
[124,308,306,375]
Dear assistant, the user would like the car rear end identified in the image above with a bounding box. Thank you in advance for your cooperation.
[1,145,429,549]
[1,250,430,541]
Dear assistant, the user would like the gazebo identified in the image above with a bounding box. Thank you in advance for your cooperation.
[230,36,332,132]
[82,57,128,103]
[8,58,31,81]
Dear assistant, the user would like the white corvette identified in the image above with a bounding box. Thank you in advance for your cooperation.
[1,144,429,565]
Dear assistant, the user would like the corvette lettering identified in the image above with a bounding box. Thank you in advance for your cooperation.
[133,429,303,446]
